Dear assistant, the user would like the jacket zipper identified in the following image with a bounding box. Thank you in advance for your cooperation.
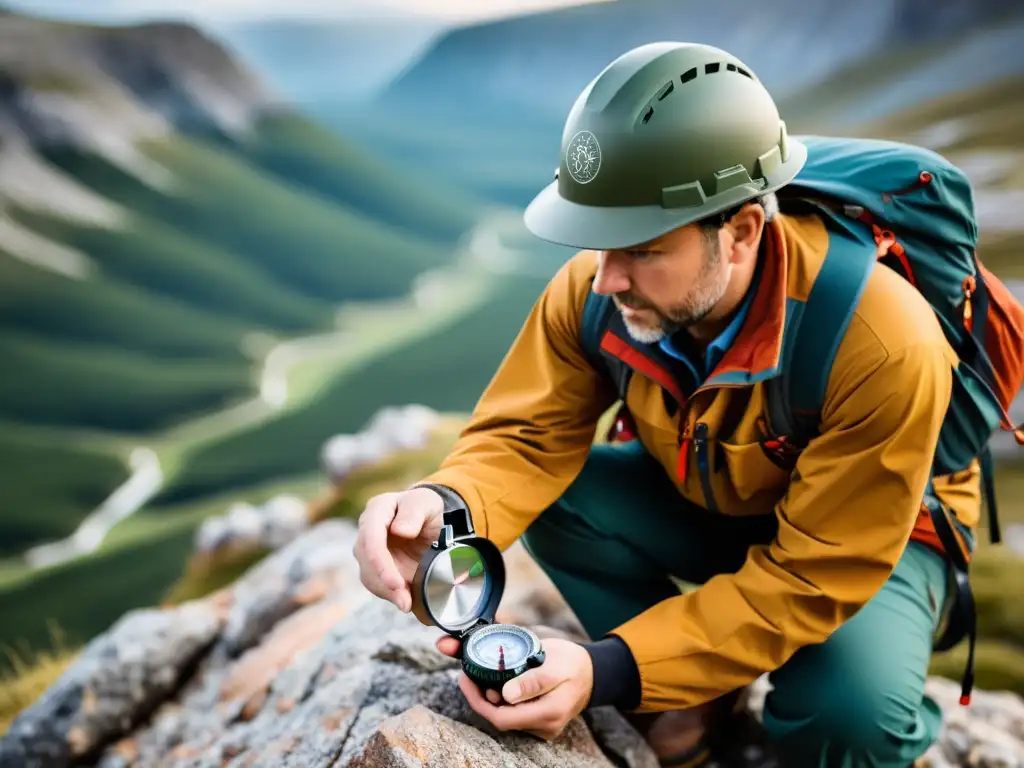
[677,421,692,485]
[694,422,719,513]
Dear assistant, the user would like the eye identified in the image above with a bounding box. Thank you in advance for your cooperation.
[626,250,655,260]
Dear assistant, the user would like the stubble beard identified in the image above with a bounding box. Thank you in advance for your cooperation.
[620,233,728,344]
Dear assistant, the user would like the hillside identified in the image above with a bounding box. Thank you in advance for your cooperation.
[382,0,1022,118]
[0,9,484,557]
[2,412,1023,765]
[347,0,1024,207]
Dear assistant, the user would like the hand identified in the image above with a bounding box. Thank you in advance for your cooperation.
[352,487,444,614]
[435,635,594,741]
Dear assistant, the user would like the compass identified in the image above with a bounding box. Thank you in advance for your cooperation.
[411,511,545,692]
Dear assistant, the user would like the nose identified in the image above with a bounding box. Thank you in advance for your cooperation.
[593,251,630,296]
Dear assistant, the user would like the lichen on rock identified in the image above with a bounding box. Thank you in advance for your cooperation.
[2,518,1023,768]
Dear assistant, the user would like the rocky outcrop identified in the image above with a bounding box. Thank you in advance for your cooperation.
[320,405,444,485]
[2,518,1023,767]
[194,495,309,556]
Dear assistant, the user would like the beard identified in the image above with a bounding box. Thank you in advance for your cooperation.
[617,234,730,344]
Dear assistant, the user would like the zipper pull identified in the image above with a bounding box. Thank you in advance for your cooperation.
[677,422,692,484]
[694,422,709,446]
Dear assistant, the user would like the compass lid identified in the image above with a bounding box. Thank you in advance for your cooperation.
[410,514,505,636]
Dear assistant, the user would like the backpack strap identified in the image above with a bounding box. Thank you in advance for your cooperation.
[765,226,876,448]
[579,287,616,371]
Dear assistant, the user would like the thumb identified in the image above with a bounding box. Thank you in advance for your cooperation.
[502,667,559,705]
[435,635,461,657]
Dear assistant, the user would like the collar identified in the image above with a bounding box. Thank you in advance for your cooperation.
[700,216,790,387]
[658,254,763,382]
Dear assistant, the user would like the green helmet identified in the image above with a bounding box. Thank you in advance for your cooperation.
[523,42,807,250]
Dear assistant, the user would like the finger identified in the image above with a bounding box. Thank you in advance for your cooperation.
[356,496,405,600]
[390,494,427,539]
[486,689,502,705]
[502,667,561,705]
[459,673,560,733]
[435,635,461,657]
[458,671,502,723]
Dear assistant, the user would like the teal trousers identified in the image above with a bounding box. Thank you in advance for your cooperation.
[520,441,949,768]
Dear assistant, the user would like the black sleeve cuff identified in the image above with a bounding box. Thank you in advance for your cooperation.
[582,635,642,710]
[411,483,474,539]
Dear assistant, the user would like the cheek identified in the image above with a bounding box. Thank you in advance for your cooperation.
[639,261,692,300]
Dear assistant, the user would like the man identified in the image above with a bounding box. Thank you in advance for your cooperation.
[353,42,980,767]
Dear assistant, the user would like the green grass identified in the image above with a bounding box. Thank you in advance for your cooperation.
[0,328,251,432]
[0,112,485,549]
[157,272,548,504]
[0,471,328,671]
[229,114,481,244]
[0,432,128,557]
[143,264,497,486]
[36,136,453,304]
[0,250,254,359]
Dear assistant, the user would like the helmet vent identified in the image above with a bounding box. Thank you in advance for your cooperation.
[657,81,675,101]
[642,106,654,124]
[705,63,720,74]
[681,67,697,83]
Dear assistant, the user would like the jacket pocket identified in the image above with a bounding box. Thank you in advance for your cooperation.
[717,440,792,508]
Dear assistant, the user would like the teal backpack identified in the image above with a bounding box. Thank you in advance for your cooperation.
[580,135,1024,705]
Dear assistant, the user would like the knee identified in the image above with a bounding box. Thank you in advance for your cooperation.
[762,670,933,766]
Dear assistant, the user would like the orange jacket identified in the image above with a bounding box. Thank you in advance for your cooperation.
[420,211,978,712]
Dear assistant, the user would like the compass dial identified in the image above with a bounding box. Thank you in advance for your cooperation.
[462,624,544,690]
[467,625,532,669]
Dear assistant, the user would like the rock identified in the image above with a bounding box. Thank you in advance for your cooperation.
[261,495,310,549]
[5,516,1024,768]
[351,703,618,767]
[0,600,224,768]
[217,518,365,657]
[321,405,442,483]
[194,495,311,556]
[1005,525,1024,559]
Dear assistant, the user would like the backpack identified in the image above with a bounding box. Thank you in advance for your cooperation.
[580,135,1024,704]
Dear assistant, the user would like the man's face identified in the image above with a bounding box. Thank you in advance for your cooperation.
[592,223,733,344]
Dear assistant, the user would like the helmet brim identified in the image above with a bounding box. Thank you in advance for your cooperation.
[524,137,808,251]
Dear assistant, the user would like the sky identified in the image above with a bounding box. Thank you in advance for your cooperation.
[9,0,609,24]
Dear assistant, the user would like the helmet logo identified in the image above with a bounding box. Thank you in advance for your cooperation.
[566,130,601,184]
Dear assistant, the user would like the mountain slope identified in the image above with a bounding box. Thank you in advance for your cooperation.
[354,0,1024,207]
[0,9,484,555]
[380,0,1023,120]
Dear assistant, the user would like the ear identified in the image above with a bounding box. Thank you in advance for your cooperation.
[724,203,765,263]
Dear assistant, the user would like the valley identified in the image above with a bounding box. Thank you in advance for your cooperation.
[2,0,1023,685]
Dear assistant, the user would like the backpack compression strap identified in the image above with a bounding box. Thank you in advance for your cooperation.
[765,225,876,447]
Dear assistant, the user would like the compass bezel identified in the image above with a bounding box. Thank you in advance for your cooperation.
[410,520,506,636]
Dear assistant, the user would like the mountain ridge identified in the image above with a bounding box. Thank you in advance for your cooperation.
[380,0,1024,120]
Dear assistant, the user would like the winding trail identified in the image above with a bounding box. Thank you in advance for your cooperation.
[18,210,536,572]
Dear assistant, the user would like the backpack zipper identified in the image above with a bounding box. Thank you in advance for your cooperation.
[694,422,719,513]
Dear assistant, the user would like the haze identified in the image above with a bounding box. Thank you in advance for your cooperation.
[7,0,611,23]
